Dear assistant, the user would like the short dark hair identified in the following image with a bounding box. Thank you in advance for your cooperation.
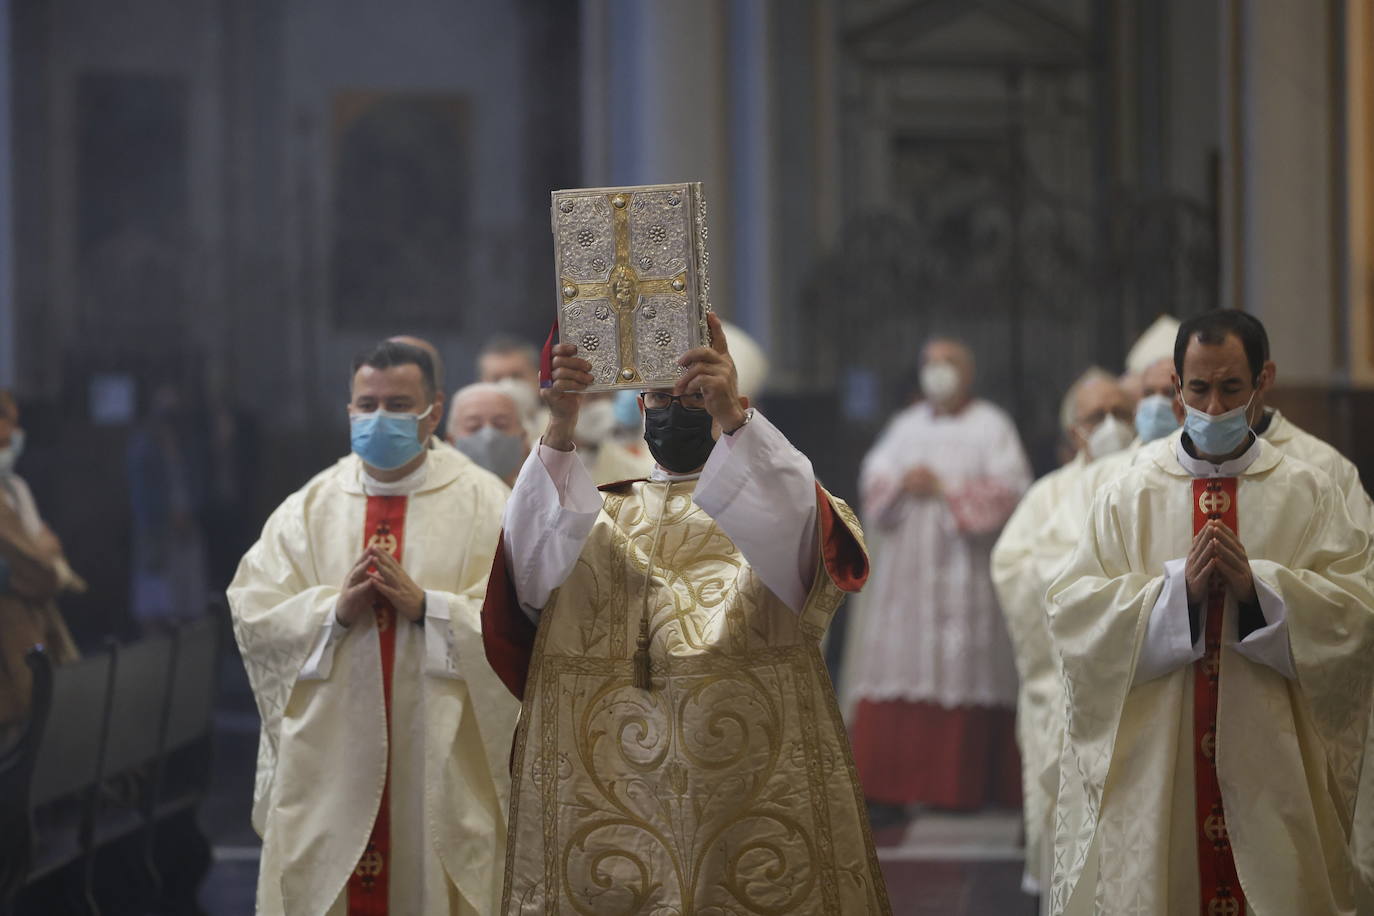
[1173,310,1269,381]
[351,340,437,399]
[478,334,539,364]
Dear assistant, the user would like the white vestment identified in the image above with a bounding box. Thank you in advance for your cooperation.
[1046,433,1374,915]
[990,450,1090,894]
[849,399,1031,708]
[1260,408,1374,528]
[228,446,520,916]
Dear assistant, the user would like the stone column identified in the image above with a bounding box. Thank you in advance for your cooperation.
[581,0,734,320]
[1221,0,1341,384]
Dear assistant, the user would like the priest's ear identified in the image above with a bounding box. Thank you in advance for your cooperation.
[739,395,750,411]
[1255,360,1276,396]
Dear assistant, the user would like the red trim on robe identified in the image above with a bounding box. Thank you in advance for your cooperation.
[850,699,1021,809]
[816,483,869,593]
[347,495,408,916]
[539,321,558,389]
[480,531,537,702]
[1190,477,1246,916]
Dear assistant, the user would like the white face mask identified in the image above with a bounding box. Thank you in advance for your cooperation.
[577,399,617,446]
[1086,414,1133,460]
[0,428,26,474]
[920,362,962,406]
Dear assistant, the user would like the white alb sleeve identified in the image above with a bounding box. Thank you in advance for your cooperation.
[422,589,463,679]
[502,443,603,618]
[297,605,349,681]
[1134,558,1204,685]
[694,411,819,614]
[1231,572,1295,679]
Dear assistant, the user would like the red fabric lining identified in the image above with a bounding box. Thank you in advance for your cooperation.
[480,531,537,701]
[1191,477,1246,916]
[539,321,558,389]
[816,483,869,593]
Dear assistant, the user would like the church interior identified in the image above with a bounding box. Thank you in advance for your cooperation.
[2,1,1373,913]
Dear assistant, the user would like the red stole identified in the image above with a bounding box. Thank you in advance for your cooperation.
[1190,477,1246,916]
[347,495,407,915]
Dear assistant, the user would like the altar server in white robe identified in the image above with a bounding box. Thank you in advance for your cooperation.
[991,367,1132,896]
[849,338,1032,814]
[1046,310,1374,916]
[229,340,520,916]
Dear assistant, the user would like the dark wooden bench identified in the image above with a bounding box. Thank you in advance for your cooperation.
[0,615,222,916]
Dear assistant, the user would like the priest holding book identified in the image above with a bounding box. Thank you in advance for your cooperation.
[483,311,891,914]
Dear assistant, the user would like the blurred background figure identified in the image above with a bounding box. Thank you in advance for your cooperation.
[0,390,80,748]
[990,366,1132,898]
[477,334,548,442]
[446,381,530,486]
[847,339,1031,826]
[126,383,209,635]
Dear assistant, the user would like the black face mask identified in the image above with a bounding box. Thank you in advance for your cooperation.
[643,403,715,473]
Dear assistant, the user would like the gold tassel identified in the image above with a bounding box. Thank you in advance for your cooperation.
[633,616,652,690]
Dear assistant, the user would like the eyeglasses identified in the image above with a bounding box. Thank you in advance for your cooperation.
[641,391,707,411]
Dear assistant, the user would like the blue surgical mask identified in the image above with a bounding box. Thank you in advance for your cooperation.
[1134,394,1180,443]
[1181,391,1254,457]
[350,404,433,470]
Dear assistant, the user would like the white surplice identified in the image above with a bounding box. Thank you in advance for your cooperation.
[849,399,1031,708]
[228,446,520,916]
[1045,432,1374,915]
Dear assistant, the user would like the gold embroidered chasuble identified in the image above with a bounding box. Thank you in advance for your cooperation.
[1045,438,1374,915]
[499,476,891,915]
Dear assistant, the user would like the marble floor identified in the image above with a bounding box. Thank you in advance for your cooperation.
[197,659,1035,915]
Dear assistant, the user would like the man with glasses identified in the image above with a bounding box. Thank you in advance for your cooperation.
[482,313,892,914]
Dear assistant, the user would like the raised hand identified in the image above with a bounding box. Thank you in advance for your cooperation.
[543,343,595,451]
[674,313,747,432]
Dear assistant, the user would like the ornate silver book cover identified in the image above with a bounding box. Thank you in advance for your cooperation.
[551,182,712,392]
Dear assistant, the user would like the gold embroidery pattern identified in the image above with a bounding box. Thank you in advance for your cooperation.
[502,482,889,915]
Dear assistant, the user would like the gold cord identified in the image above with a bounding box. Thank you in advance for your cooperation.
[633,479,673,690]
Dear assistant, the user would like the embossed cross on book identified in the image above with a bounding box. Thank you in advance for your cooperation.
[552,182,712,392]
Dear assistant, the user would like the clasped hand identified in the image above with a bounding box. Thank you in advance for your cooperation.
[336,545,425,626]
[1185,518,1257,607]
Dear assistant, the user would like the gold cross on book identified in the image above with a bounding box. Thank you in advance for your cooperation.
[552,182,711,391]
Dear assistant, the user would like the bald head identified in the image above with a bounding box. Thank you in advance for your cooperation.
[446,382,527,442]
[389,335,445,394]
